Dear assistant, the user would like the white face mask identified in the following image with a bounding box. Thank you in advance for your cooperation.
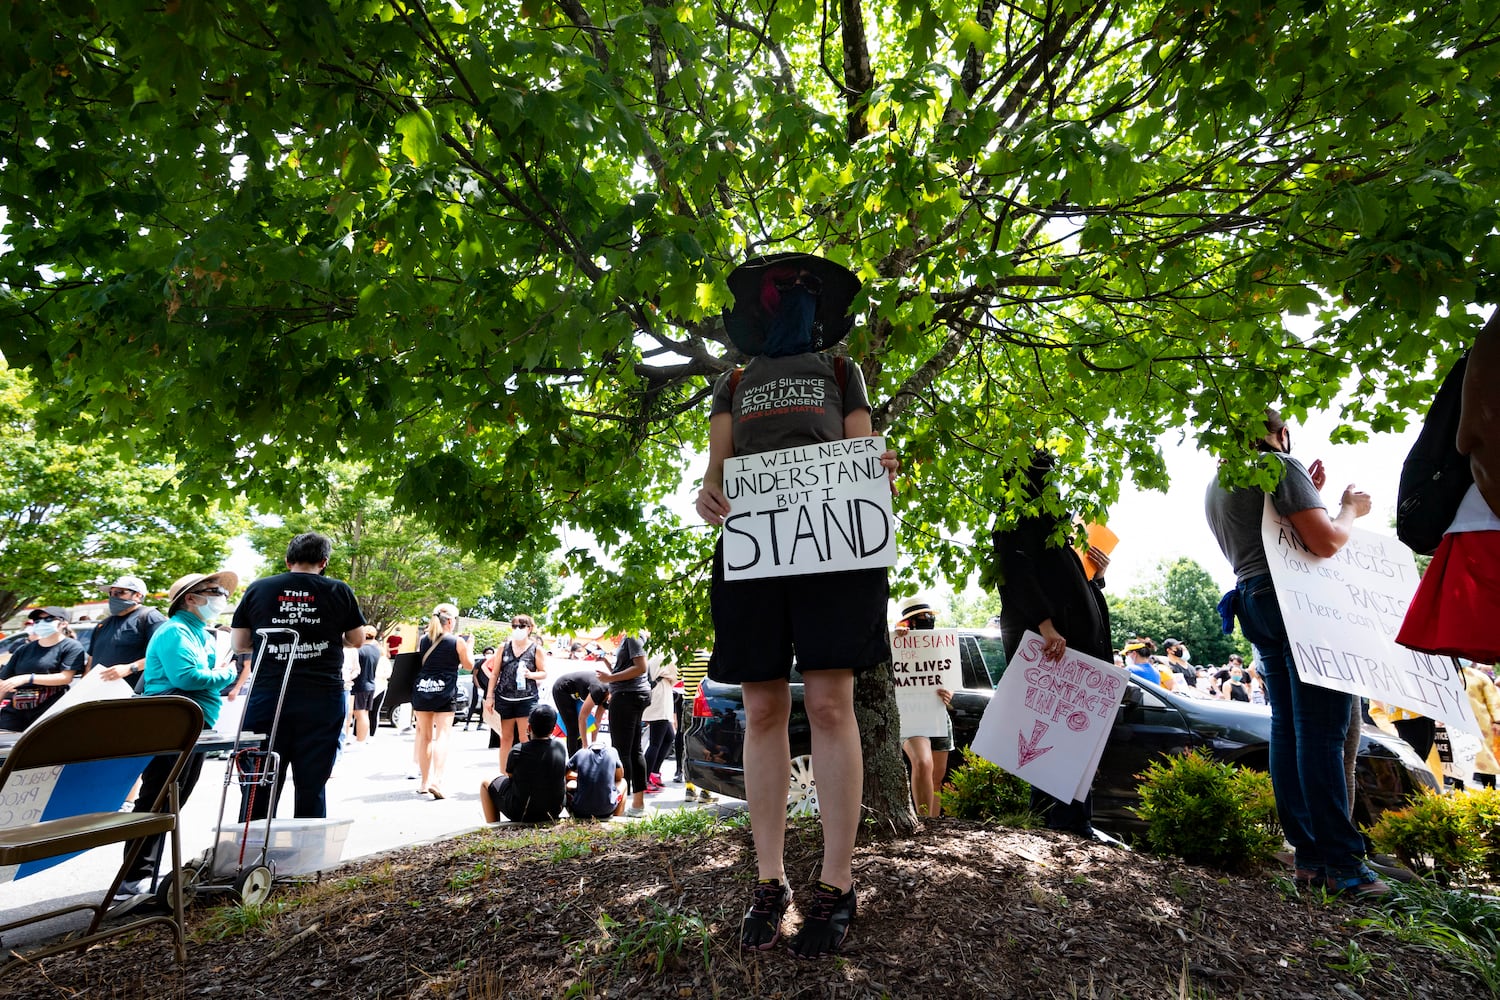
[510,628,529,644]
[31,620,59,638]
[196,595,227,621]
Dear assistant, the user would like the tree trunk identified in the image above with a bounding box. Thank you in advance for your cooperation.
[855,659,919,836]
[0,590,25,627]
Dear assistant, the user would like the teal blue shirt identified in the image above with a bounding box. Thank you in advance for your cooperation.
[142,610,237,729]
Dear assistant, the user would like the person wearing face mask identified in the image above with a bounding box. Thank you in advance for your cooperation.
[0,606,86,732]
[87,574,168,688]
[1205,407,1386,899]
[892,596,955,818]
[696,253,901,958]
[992,451,1113,841]
[109,570,243,911]
[485,614,548,777]
[231,531,367,820]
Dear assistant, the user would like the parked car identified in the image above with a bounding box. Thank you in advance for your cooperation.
[684,629,1438,833]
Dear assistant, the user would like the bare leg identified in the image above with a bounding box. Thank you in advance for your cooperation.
[479,779,500,823]
[414,711,435,792]
[741,680,793,883]
[903,737,934,817]
[803,670,860,891]
[930,749,950,817]
[499,717,523,776]
[353,709,370,743]
[428,713,454,793]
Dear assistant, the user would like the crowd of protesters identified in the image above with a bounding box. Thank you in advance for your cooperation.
[3,267,1497,961]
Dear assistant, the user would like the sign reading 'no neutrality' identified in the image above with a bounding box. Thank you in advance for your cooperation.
[721,435,896,580]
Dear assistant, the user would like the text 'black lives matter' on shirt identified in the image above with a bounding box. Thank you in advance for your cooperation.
[231,571,366,693]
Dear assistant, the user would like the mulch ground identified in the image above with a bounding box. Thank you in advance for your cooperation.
[3,817,1485,999]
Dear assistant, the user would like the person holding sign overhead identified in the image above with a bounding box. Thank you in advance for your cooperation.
[696,252,899,958]
[991,451,1113,839]
[1204,409,1387,899]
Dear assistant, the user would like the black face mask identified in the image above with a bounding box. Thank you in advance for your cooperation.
[910,617,936,631]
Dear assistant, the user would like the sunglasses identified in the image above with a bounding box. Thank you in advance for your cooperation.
[193,587,230,598]
[33,614,57,623]
[773,273,822,295]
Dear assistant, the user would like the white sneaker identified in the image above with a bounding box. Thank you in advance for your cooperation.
[111,879,147,903]
[624,804,654,819]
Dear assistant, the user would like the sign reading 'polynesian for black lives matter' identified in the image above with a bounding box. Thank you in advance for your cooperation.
[892,628,962,738]
[720,435,896,580]
[1260,497,1483,741]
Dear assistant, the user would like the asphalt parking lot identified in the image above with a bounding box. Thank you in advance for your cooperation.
[0,713,733,952]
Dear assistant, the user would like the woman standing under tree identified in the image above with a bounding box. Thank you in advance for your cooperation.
[696,252,899,958]
[412,603,472,799]
[486,614,547,776]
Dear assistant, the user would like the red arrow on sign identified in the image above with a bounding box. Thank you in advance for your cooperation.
[1017,721,1053,767]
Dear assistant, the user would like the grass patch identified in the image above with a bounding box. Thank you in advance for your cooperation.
[448,860,493,890]
[620,804,724,840]
[193,898,297,941]
[1355,880,1500,993]
[574,901,711,976]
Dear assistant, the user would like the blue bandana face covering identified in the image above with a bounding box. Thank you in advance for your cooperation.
[763,287,818,357]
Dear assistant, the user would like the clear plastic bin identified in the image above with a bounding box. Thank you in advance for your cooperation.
[212,817,353,877]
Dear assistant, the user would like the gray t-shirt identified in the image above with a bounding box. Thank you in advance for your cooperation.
[710,352,871,456]
[1204,453,1325,582]
[567,744,621,817]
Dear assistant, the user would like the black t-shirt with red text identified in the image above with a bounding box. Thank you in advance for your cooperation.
[231,571,365,695]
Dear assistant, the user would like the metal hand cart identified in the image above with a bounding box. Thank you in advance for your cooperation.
[156,627,302,908]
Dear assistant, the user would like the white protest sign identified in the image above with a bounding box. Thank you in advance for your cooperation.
[892,629,962,738]
[36,668,135,723]
[970,631,1128,803]
[1261,498,1483,741]
[721,436,895,580]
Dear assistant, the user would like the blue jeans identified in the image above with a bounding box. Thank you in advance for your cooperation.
[1237,575,1369,879]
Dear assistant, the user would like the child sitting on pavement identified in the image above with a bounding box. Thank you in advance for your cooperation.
[479,703,567,823]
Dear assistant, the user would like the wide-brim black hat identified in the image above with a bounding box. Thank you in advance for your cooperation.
[723,252,862,355]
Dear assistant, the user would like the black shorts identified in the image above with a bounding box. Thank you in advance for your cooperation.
[351,689,375,712]
[708,539,890,684]
[495,696,536,721]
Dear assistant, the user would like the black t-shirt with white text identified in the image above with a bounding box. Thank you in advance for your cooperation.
[231,571,365,694]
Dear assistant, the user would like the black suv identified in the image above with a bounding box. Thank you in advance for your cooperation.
[684,629,1437,833]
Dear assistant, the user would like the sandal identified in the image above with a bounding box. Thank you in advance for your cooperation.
[788,881,856,958]
[741,879,792,951]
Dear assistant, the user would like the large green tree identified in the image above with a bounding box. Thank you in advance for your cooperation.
[246,465,503,636]
[465,547,565,623]
[1107,557,1248,665]
[4,0,1496,827]
[0,361,245,622]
